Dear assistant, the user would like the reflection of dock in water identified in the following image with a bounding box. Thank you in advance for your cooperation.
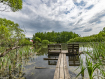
[43,53,81,79]
[68,55,80,66]
[43,55,59,65]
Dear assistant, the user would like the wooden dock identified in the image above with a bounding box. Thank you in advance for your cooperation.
[47,44,82,79]
[53,53,70,79]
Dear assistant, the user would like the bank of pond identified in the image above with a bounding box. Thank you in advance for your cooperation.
[0,43,105,79]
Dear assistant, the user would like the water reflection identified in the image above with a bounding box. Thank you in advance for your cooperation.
[68,55,80,66]
[43,54,80,67]
[43,54,59,65]
[48,60,57,65]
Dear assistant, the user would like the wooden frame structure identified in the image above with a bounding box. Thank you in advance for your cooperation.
[68,44,79,55]
[48,44,61,54]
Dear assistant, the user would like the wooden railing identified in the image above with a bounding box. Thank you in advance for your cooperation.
[68,44,79,54]
[48,44,61,53]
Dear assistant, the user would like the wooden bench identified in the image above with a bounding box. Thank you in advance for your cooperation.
[68,44,79,55]
[48,44,61,53]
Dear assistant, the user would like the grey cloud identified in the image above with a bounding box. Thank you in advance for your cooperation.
[73,26,84,30]
[78,12,82,16]
[83,28,92,32]
[73,0,87,7]
[40,0,57,7]
[76,18,83,24]
[21,6,33,15]
[19,16,64,33]
[71,17,76,19]
[89,10,105,24]
[85,5,94,10]
[68,23,74,26]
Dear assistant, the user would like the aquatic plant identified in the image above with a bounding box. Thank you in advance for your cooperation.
[76,57,85,78]
[77,42,105,79]
[86,56,100,79]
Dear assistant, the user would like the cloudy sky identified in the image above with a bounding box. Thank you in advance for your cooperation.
[0,0,105,38]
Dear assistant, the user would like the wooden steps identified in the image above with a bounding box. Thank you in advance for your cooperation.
[53,53,70,79]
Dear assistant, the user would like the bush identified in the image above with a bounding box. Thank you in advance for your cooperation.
[49,42,57,44]
[42,40,49,45]
[33,37,41,43]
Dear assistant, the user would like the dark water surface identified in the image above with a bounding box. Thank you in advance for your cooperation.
[23,54,56,79]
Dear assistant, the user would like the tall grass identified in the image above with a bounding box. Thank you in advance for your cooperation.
[77,42,105,79]
[0,45,35,78]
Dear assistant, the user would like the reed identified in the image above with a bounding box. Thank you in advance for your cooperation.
[76,57,85,78]
[80,42,105,79]
[0,45,36,78]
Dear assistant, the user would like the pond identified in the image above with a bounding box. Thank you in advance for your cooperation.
[0,43,104,79]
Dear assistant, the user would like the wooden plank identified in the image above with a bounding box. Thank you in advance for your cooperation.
[48,48,61,50]
[54,53,71,79]
[64,54,71,79]
[64,54,68,79]
[43,58,58,60]
[60,54,64,79]
[54,54,61,79]
[65,56,71,79]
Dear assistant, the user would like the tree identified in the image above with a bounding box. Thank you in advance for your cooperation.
[42,40,49,45]
[0,18,25,46]
[33,37,41,43]
[0,0,22,12]
[0,25,10,46]
[101,27,105,33]
[32,31,79,43]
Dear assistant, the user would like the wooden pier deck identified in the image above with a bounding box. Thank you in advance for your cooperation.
[53,53,70,79]
[48,44,82,79]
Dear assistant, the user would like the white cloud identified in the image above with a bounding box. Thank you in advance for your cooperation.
[0,0,105,37]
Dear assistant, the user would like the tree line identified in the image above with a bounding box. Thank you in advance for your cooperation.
[32,31,79,43]
[67,27,105,43]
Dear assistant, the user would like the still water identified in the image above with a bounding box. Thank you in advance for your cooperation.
[0,44,93,79]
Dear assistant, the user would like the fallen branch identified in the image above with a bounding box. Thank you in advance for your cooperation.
[0,46,20,57]
[35,67,55,69]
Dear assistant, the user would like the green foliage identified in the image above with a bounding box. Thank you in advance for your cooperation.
[19,38,33,45]
[0,18,25,47]
[42,40,49,45]
[49,42,57,44]
[0,0,22,12]
[33,37,41,43]
[32,31,79,43]
[0,25,10,45]
[67,27,105,42]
